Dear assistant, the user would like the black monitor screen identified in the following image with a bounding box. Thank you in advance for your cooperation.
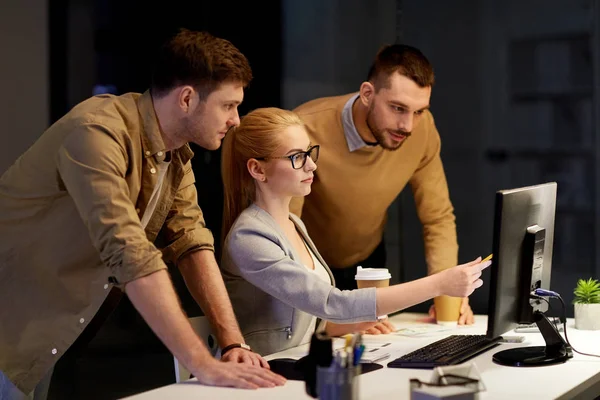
[487,182,557,338]
[485,182,571,367]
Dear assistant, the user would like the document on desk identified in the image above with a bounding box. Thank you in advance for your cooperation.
[333,337,392,363]
[359,342,392,363]
[394,324,453,337]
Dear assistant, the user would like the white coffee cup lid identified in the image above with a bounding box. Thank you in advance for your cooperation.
[354,266,391,280]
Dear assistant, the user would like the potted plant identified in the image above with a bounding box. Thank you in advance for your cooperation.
[573,278,600,330]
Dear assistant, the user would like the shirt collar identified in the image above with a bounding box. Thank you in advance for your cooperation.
[137,90,194,164]
[138,90,167,158]
[342,93,370,152]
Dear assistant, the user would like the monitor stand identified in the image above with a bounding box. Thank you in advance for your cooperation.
[493,311,573,367]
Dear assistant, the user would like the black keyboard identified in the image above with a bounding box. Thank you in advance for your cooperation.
[387,335,502,369]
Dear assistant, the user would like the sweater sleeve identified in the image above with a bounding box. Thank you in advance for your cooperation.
[409,112,459,274]
[226,223,378,323]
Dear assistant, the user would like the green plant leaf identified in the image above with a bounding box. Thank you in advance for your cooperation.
[573,278,600,304]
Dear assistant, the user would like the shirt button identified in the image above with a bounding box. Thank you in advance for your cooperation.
[52,348,57,355]
[157,151,164,157]
[145,151,151,156]
[150,167,156,174]
[104,284,109,290]
[136,208,141,214]
[79,318,85,324]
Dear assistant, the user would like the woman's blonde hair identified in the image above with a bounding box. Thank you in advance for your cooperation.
[221,107,305,245]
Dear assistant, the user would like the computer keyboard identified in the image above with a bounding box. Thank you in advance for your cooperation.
[387,335,502,369]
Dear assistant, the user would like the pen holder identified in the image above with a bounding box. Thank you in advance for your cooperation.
[316,364,361,400]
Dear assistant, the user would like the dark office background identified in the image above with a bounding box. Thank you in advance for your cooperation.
[2,0,599,398]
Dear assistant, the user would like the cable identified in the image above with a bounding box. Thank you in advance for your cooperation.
[530,294,559,331]
[555,294,600,359]
[542,299,560,332]
[532,289,600,358]
[534,288,560,298]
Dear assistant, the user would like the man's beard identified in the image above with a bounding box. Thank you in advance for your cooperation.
[181,106,217,150]
[366,106,411,151]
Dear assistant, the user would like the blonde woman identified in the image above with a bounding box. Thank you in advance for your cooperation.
[220,108,490,356]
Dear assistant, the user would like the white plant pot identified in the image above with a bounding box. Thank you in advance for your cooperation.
[574,303,600,330]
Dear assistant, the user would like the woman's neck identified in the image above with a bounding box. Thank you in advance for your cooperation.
[254,191,293,228]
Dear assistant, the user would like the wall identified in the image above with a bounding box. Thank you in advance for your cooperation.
[399,0,490,312]
[0,0,49,174]
[282,0,397,107]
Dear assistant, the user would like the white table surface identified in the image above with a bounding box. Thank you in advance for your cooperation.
[123,313,600,400]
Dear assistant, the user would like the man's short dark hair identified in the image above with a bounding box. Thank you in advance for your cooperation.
[367,44,434,90]
[151,29,253,99]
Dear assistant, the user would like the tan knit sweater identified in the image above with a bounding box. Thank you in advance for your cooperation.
[290,93,458,274]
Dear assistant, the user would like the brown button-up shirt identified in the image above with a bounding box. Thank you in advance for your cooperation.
[0,91,214,393]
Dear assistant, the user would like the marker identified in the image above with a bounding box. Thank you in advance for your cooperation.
[353,344,365,366]
[482,253,493,262]
[344,335,353,352]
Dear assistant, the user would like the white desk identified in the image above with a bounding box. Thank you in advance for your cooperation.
[123,313,600,400]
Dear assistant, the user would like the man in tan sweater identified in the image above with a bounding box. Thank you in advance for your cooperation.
[290,44,474,325]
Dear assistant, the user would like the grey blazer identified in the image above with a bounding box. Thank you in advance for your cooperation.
[221,204,377,356]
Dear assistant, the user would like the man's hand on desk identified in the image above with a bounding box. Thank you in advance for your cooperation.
[428,297,474,325]
[192,359,286,389]
[221,346,271,368]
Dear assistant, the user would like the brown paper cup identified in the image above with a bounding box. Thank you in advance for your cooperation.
[355,267,392,320]
[356,278,390,289]
[434,296,462,326]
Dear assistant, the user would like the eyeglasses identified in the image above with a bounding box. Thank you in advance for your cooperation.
[409,374,480,390]
[257,145,320,170]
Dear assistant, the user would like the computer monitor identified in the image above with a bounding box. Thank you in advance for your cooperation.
[486,182,572,367]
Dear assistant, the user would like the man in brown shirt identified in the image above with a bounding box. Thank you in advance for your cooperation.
[290,44,475,327]
[0,29,285,398]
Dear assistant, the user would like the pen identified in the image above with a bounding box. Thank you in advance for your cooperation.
[482,253,493,262]
[353,344,365,366]
[340,351,348,368]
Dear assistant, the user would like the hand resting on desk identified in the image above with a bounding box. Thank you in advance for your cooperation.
[324,319,396,336]
[191,359,286,389]
[362,318,396,334]
[221,346,271,368]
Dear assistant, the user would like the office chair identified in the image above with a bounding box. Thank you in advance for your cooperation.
[173,316,219,383]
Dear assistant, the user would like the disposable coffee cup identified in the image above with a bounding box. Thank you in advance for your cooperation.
[354,266,391,289]
[434,295,462,326]
[355,267,391,320]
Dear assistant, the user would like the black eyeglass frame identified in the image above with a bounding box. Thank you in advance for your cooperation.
[409,374,480,389]
[256,145,320,170]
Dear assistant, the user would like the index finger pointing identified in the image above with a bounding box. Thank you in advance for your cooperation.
[478,260,492,271]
